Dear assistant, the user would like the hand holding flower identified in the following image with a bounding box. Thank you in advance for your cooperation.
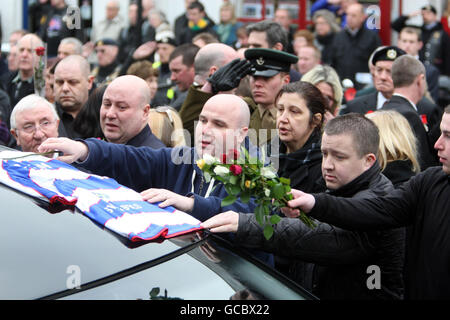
[197,147,316,239]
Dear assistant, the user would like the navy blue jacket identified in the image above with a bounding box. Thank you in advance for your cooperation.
[126,124,165,149]
[79,138,275,266]
[80,138,256,222]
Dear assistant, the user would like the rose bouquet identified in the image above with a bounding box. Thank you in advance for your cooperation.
[197,148,316,240]
[33,46,46,97]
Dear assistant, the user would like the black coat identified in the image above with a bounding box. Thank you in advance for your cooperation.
[176,17,217,45]
[125,124,165,149]
[330,27,381,89]
[311,167,450,299]
[315,32,335,66]
[274,130,325,194]
[6,71,35,110]
[236,163,405,300]
[381,95,438,170]
[382,160,416,188]
[425,63,440,103]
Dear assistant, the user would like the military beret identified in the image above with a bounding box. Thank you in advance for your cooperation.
[95,38,119,47]
[245,48,298,77]
[421,5,437,14]
[372,46,406,65]
[155,31,177,47]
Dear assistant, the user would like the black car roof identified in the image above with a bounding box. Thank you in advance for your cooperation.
[0,145,315,300]
[0,181,207,298]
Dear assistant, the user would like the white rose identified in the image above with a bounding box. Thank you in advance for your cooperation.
[213,165,230,177]
[264,188,271,197]
[203,153,219,165]
[261,167,277,179]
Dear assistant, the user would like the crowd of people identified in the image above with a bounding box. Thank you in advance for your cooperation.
[0,0,449,300]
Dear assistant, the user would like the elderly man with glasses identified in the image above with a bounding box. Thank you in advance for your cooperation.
[10,94,60,154]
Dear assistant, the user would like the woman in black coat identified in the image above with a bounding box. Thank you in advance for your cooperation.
[268,81,327,280]
[366,110,420,187]
[312,9,341,66]
[270,81,327,194]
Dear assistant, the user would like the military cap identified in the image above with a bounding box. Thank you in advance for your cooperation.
[95,38,119,47]
[421,5,437,14]
[245,48,298,77]
[155,30,177,47]
[372,46,406,65]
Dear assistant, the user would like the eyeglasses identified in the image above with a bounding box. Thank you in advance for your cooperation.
[18,120,56,134]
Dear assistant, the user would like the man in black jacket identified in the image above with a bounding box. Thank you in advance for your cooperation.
[381,55,438,170]
[279,106,450,299]
[53,55,93,139]
[396,27,440,103]
[38,0,84,58]
[176,1,216,46]
[6,34,43,109]
[329,3,381,89]
[202,114,405,300]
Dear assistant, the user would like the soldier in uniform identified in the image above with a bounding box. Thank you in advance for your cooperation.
[91,38,122,87]
[150,31,177,108]
[244,48,298,146]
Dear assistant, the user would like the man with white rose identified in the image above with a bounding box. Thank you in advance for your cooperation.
[202,113,405,299]
[39,93,253,222]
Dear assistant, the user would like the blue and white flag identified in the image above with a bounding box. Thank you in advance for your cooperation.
[0,151,203,241]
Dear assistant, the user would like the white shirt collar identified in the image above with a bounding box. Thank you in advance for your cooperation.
[376,92,389,110]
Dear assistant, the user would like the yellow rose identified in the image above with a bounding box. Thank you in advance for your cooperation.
[196,159,206,170]
[245,180,255,189]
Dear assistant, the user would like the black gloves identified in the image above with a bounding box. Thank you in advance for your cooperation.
[207,58,254,94]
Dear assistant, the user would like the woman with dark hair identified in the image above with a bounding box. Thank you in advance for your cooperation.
[73,85,107,139]
[271,81,326,193]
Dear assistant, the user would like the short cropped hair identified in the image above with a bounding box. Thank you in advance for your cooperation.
[188,1,205,12]
[400,27,422,42]
[169,43,200,67]
[324,113,380,158]
[57,54,91,78]
[392,55,425,88]
[246,20,289,51]
[60,37,83,55]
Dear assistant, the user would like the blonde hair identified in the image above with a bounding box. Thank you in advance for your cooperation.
[220,2,237,24]
[366,110,420,173]
[148,106,186,147]
[301,64,343,115]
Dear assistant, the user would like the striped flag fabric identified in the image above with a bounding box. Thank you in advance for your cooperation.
[0,151,203,242]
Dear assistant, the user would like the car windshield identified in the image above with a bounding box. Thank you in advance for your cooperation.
[61,233,310,300]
